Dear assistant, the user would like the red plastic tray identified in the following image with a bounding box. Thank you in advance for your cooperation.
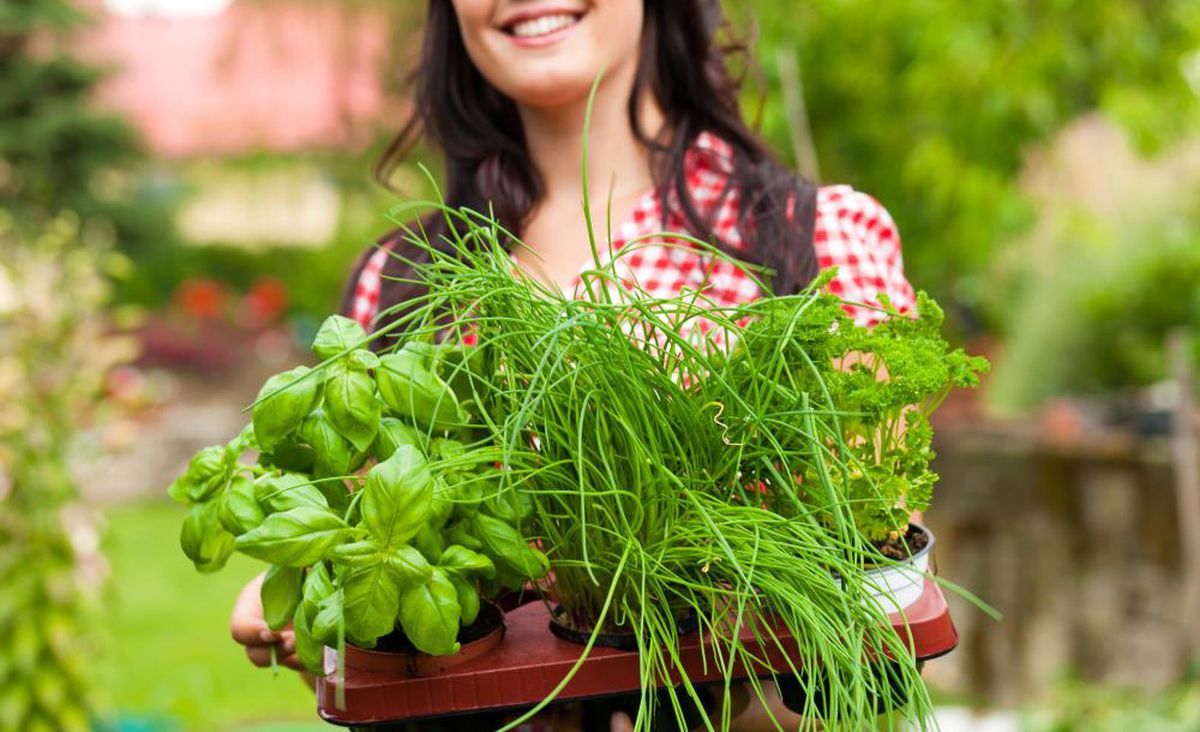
[317,578,957,726]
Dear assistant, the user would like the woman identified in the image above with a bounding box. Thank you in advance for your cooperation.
[232,0,915,728]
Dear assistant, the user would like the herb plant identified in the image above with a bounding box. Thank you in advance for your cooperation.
[168,316,548,671]
[357,193,988,730]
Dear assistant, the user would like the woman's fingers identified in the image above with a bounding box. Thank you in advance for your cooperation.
[243,632,298,668]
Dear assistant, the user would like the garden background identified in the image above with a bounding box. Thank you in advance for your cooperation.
[2,0,1199,729]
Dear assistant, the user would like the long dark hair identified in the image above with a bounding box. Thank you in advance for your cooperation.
[347,0,819,333]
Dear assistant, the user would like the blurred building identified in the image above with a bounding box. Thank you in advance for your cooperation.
[78,0,394,157]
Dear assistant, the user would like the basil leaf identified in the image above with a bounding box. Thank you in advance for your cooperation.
[426,477,454,530]
[252,366,321,452]
[261,565,304,631]
[310,592,344,647]
[347,348,380,371]
[183,446,231,503]
[439,545,496,580]
[292,603,324,675]
[447,572,481,626]
[362,445,432,548]
[445,521,483,551]
[234,507,349,567]
[254,473,327,514]
[180,501,235,574]
[301,562,335,618]
[341,562,403,645]
[398,568,461,656]
[329,540,381,569]
[413,525,445,565]
[472,514,549,580]
[385,545,433,584]
[430,438,465,461]
[448,474,483,521]
[373,417,427,462]
[258,435,316,474]
[300,411,356,481]
[483,483,532,523]
[377,348,465,431]
[312,315,367,361]
[325,363,381,453]
[166,475,193,505]
[218,475,264,536]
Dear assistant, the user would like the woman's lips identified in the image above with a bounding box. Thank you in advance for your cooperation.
[501,10,584,47]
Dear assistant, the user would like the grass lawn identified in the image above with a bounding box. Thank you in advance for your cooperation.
[97,499,329,731]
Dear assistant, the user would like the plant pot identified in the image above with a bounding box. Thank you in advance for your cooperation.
[341,601,505,677]
[859,522,935,612]
[547,605,700,651]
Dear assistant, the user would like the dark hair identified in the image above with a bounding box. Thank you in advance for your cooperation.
[347,0,819,334]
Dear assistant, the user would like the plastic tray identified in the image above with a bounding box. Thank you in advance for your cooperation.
[317,577,957,726]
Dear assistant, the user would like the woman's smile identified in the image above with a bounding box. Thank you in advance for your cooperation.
[500,7,586,46]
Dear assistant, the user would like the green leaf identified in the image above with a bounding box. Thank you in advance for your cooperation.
[312,315,367,361]
[234,507,349,567]
[446,521,483,551]
[180,501,235,574]
[385,545,433,584]
[218,475,264,536]
[261,565,304,631]
[439,545,496,579]
[472,514,548,580]
[252,366,321,452]
[362,445,432,548]
[301,562,335,618]
[292,603,324,675]
[180,446,232,503]
[447,573,481,626]
[347,348,381,371]
[258,436,316,474]
[377,347,465,431]
[413,525,444,564]
[300,411,356,480]
[254,473,327,514]
[342,562,403,644]
[310,592,344,647]
[325,363,382,453]
[399,568,461,656]
[374,417,428,461]
[329,541,381,569]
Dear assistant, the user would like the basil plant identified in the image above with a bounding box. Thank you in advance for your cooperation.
[168,316,548,673]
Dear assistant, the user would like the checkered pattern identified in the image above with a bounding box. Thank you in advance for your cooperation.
[350,132,915,332]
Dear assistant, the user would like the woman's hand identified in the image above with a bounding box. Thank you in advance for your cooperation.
[230,571,304,671]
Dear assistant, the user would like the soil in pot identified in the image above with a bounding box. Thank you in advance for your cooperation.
[547,606,700,651]
[345,601,505,676]
[871,523,930,562]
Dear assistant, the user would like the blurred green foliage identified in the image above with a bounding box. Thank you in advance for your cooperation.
[740,0,1200,326]
[988,195,1200,408]
[1022,675,1200,731]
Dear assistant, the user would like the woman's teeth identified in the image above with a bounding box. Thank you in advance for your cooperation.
[510,14,579,38]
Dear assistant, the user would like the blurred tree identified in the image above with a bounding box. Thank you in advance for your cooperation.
[1,0,180,298]
[0,212,136,731]
[739,0,1200,329]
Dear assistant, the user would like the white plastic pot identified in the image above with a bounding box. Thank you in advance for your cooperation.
[858,523,934,613]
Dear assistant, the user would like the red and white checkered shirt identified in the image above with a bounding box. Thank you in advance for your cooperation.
[350,132,915,333]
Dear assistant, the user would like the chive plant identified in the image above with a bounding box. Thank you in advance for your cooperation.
[369,195,983,730]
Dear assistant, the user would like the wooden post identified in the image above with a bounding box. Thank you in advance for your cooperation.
[775,46,821,181]
[1169,329,1200,655]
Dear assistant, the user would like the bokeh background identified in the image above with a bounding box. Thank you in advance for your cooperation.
[2,1,1199,730]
